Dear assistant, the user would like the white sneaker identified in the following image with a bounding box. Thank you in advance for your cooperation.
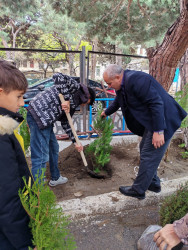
[49,175,68,187]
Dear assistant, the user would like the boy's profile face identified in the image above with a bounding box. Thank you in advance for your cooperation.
[0,89,25,113]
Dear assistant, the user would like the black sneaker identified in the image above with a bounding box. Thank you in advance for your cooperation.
[119,186,145,200]
[148,184,161,193]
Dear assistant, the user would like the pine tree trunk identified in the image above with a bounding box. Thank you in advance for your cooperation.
[147,0,188,91]
[91,38,98,79]
[68,53,76,76]
[115,44,122,65]
[179,48,188,90]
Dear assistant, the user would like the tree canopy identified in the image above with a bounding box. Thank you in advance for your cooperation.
[0,0,180,52]
[52,0,180,49]
[0,0,187,89]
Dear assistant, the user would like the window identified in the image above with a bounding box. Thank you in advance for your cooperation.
[30,60,34,68]
[96,66,100,77]
[23,60,27,67]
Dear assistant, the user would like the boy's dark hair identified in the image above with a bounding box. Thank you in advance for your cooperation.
[88,87,96,106]
[0,60,28,93]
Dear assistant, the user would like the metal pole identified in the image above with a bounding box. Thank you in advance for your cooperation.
[86,52,90,86]
[86,52,90,131]
[80,46,86,132]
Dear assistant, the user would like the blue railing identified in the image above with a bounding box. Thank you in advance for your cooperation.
[24,98,133,138]
[89,98,132,136]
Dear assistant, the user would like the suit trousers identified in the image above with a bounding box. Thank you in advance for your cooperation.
[0,231,29,250]
[132,129,171,194]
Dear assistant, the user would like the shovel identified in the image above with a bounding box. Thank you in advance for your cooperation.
[59,94,98,177]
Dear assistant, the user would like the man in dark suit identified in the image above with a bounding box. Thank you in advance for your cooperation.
[101,64,187,200]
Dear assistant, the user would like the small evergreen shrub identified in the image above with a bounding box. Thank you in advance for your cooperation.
[86,104,114,173]
[19,107,30,153]
[159,181,188,227]
[19,171,76,250]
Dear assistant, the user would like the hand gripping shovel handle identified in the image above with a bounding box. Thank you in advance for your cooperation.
[59,94,88,167]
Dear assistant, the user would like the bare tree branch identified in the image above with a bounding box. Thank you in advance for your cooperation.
[52,32,69,48]
[75,37,83,50]
[127,0,133,29]
[137,0,146,16]
[0,20,11,31]
[108,0,126,25]
[99,0,125,23]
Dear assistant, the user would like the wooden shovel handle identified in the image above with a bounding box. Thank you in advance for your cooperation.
[59,94,88,167]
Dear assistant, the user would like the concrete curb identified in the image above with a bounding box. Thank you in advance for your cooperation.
[58,176,188,220]
[58,134,139,151]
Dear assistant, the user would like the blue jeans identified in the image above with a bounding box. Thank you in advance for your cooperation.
[132,130,171,194]
[27,111,60,181]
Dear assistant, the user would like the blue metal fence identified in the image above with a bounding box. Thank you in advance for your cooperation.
[24,97,133,139]
[88,98,133,137]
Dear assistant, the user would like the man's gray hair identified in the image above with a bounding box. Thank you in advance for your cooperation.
[104,64,123,78]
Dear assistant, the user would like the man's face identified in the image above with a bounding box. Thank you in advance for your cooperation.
[103,72,122,91]
[0,89,25,113]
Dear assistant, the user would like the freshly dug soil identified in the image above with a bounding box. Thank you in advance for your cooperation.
[43,135,188,201]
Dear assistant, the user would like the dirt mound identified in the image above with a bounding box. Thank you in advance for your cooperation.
[43,136,188,201]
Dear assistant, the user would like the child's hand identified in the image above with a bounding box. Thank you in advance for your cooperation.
[75,143,83,152]
[61,100,70,113]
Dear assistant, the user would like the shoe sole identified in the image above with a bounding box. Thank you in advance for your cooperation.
[119,189,145,200]
[148,187,161,193]
[49,180,68,187]
[148,189,161,193]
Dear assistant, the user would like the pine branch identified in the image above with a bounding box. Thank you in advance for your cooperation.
[136,0,153,25]
[107,0,126,26]
[99,0,125,23]
[90,124,101,137]
[19,173,76,249]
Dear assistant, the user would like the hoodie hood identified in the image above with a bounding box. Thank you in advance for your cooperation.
[0,107,23,135]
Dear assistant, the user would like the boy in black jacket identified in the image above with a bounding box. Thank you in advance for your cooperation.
[0,60,35,250]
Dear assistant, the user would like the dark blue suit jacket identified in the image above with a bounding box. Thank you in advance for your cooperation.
[105,70,187,140]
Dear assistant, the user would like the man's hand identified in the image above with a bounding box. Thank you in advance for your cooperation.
[101,111,107,118]
[61,100,70,113]
[152,132,165,149]
[153,224,181,250]
[75,143,83,152]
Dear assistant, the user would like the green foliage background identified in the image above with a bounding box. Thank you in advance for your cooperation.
[19,107,30,153]
[160,182,188,227]
[175,83,188,129]
[175,83,188,158]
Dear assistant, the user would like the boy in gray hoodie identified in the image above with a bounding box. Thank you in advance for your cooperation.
[27,73,95,186]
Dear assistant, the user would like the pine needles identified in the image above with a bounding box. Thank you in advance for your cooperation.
[19,171,76,250]
[86,104,114,173]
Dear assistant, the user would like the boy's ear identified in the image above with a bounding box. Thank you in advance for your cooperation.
[0,88,4,94]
